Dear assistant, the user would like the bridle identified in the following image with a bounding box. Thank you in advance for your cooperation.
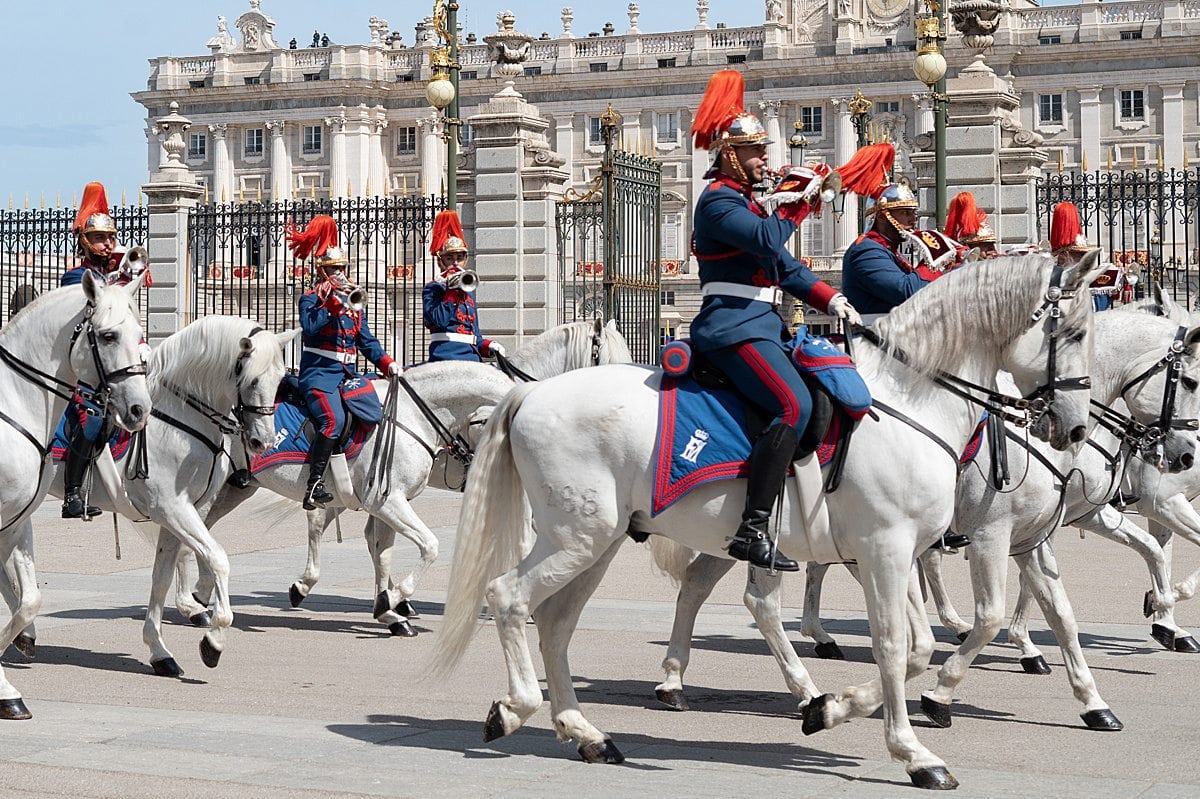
[494,320,607,383]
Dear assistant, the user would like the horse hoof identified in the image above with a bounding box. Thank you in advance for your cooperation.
[191,591,209,607]
[801,693,831,736]
[188,610,214,628]
[151,657,185,678]
[388,620,418,638]
[814,641,845,660]
[395,599,421,619]
[1150,623,1176,651]
[12,634,35,659]
[288,584,306,608]
[654,688,689,712]
[373,591,390,620]
[483,701,507,742]
[0,698,32,721]
[578,739,625,764]
[955,631,969,643]
[920,695,953,728]
[1174,635,1200,653]
[1143,589,1155,619]
[910,766,959,790]
[1020,655,1051,675]
[199,636,222,668]
[1081,708,1124,731]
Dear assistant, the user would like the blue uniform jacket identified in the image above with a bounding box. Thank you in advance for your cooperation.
[61,260,115,287]
[840,231,931,315]
[689,177,837,353]
[422,281,489,362]
[298,290,393,395]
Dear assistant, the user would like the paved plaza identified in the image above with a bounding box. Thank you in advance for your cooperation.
[2,488,1200,798]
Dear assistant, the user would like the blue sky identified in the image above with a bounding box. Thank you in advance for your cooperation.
[1,0,762,206]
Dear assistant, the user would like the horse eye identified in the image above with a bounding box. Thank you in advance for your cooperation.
[250,378,259,390]
[102,331,119,344]
[1183,377,1198,392]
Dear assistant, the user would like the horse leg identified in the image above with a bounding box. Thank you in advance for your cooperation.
[921,526,1013,725]
[160,504,234,668]
[0,521,38,718]
[537,538,626,762]
[1005,572,1049,672]
[744,564,822,708]
[1142,495,1200,649]
[799,561,846,659]
[2,537,36,658]
[655,553,735,711]
[289,507,332,608]
[1013,540,1122,730]
[144,530,186,677]
[367,496,440,636]
[918,548,972,641]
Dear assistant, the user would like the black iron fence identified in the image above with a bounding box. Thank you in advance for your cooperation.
[188,196,445,367]
[0,204,148,324]
[1036,170,1200,307]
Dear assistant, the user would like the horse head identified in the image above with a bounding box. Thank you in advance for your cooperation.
[75,271,152,432]
[236,326,300,455]
[1117,318,1200,473]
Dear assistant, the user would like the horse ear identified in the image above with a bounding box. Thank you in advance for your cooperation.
[276,327,301,348]
[1185,325,1200,352]
[963,247,981,263]
[1155,281,1185,321]
[80,269,101,303]
[123,269,148,298]
[1063,249,1104,293]
[605,319,618,332]
[239,336,255,355]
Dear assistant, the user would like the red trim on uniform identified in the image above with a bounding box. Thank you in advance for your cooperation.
[734,342,801,426]
[313,390,339,437]
[378,355,396,374]
[807,281,839,312]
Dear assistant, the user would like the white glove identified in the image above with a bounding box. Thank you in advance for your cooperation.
[387,362,401,377]
[488,341,506,358]
[827,293,863,326]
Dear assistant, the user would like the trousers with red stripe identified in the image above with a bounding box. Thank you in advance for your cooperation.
[705,339,812,434]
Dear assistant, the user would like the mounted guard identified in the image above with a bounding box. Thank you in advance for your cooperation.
[289,214,399,510]
[944,191,1000,259]
[1050,201,1125,311]
[685,69,861,572]
[422,209,505,363]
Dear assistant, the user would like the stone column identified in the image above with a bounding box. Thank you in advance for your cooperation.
[417,116,444,197]
[467,90,570,346]
[352,105,372,197]
[368,114,388,197]
[554,113,577,184]
[141,102,204,344]
[1078,87,1102,174]
[209,123,233,204]
[266,120,291,201]
[325,112,348,199]
[759,100,784,167]
[1162,83,1186,169]
[830,96,858,254]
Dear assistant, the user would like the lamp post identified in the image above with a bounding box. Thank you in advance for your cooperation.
[788,120,810,264]
[848,89,873,231]
[914,3,948,226]
[425,0,461,210]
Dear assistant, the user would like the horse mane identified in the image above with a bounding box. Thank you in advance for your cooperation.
[148,316,261,399]
[874,254,1091,380]
[509,319,633,379]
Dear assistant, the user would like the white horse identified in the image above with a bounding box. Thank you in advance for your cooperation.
[433,254,1104,789]
[0,274,152,719]
[170,319,632,640]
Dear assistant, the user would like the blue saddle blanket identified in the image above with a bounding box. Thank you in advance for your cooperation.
[49,416,131,462]
[250,400,373,474]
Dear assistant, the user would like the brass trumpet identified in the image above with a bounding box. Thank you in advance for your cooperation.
[445,270,478,294]
[109,245,149,285]
[323,272,367,311]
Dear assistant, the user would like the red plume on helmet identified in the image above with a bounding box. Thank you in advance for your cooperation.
[836,143,896,199]
[429,209,466,255]
[285,215,339,260]
[691,70,746,151]
[73,182,111,233]
[944,192,982,240]
[1050,202,1085,253]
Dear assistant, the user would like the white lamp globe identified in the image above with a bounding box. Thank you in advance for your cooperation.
[914,50,947,87]
[426,76,456,111]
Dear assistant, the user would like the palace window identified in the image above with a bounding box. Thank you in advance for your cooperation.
[1038,35,1061,45]
[661,290,676,306]
[726,54,746,64]
[187,131,207,160]
[589,116,604,145]
[800,106,823,134]
[396,126,417,155]
[244,128,264,158]
[302,125,322,155]
[878,101,900,114]
[1038,94,1063,125]
[657,58,676,69]
[589,62,608,73]
[244,76,261,86]
[303,72,322,81]
[1120,30,1142,40]
[523,65,542,77]
[656,112,679,143]
[1120,89,1145,121]
[460,70,478,80]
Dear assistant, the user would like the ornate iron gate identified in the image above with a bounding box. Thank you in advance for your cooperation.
[1036,170,1199,307]
[556,108,662,364]
[0,203,148,324]
[188,196,444,367]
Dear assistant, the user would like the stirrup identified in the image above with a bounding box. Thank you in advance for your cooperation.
[62,495,101,520]
[728,533,800,572]
[303,481,333,510]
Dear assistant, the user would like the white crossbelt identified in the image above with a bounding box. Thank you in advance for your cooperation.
[430,332,477,345]
[302,346,356,364]
[702,282,783,306]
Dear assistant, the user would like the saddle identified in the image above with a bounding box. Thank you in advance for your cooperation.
[277,372,375,452]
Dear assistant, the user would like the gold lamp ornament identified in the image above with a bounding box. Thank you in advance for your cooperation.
[913,15,947,87]
[426,47,456,111]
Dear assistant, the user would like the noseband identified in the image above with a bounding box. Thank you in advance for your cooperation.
[1019,264,1092,428]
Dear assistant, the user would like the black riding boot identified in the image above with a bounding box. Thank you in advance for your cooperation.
[303,434,337,510]
[61,439,101,520]
[727,423,801,572]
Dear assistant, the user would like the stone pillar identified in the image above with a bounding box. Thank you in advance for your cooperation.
[368,114,388,197]
[209,123,233,204]
[325,111,348,199]
[467,90,570,347]
[830,96,859,254]
[1078,87,1102,174]
[1162,83,1186,169]
[352,105,372,197]
[912,92,934,137]
[141,102,204,345]
[554,113,577,184]
[266,120,291,201]
[759,100,784,167]
[417,116,444,197]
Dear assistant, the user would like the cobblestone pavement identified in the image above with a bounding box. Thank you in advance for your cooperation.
[2,489,1199,798]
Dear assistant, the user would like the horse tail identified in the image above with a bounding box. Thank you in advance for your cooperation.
[431,381,537,678]
[647,536,700,586]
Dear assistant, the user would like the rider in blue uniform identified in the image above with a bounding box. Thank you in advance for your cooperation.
[944,191,1000,260]
[1051,201,1120,311]
[60,181,150,519]
[689,70,861,572]
[288,214,399,510]
[422,209,505,363]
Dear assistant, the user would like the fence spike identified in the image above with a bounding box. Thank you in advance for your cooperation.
[239,184,244,203]
[121,189,127,205]
[366,176,371,196]
[310,182,316,200]
[257,183,262,202]
[204,183,209,203]
[1081,150,1088,172]
[221,185,227,204]
[1158,145,1163,171]
[56,191,61,208]
[1186,150,1191,170]
[138,189,143,207]
[1057,150,1063,175]
[24,192,29,210]
[346,179,351,198]
[402,174,408,196]
[40,191,45,209]
[1107,147,1113,172]
[8,193,12,210]
[1131,150,1138,171]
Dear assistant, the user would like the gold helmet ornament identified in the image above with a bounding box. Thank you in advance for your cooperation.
[691,70,773,183]
[285,215,349,271]
[72,181,118,258]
